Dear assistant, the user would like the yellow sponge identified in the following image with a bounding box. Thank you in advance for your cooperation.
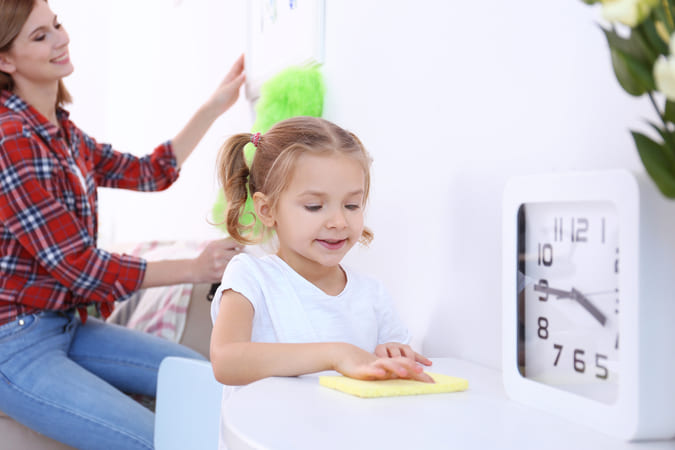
[319,372,468,398]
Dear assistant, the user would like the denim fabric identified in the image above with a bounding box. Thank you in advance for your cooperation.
[0,310,205,449]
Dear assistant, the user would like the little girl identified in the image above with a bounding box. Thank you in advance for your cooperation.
[210,116,431,405]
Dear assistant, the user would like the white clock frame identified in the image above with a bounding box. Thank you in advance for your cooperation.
[502,169,675,441]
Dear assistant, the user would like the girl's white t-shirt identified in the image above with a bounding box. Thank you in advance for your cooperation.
[210,253,410,350]
[210,253,411,450]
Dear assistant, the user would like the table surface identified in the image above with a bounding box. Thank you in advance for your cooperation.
[224,357,675,450]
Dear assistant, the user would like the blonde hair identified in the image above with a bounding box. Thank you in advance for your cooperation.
[0,0,71,106]
[217,116,374,246]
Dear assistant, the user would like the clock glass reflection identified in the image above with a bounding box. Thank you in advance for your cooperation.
[517,201,619,404]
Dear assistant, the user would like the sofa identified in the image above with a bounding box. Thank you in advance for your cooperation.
[0,281,215,450]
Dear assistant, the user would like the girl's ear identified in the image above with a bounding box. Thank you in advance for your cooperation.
[253,192,276,227]
[0,54,15,74]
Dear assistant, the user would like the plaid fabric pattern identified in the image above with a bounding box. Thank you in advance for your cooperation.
[0,90,180,325]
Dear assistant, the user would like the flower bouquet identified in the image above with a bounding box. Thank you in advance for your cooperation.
[582,0,675,197]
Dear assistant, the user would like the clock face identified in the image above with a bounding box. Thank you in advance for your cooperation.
[517,201,619,404]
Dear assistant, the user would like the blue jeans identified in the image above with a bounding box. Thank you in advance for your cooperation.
[0,310,205,449]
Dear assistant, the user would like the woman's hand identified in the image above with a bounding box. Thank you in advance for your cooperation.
[171,55,245,167]
[375,342,433,367]
[333,343,434,383]
[192,238,243,283]
[205,54,246,116]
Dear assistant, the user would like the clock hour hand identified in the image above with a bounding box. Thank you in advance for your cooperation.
[533,284,607,326]
[533,284,573,299]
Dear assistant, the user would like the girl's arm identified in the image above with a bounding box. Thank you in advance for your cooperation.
[171,55,245,168]
[210,290,434,386]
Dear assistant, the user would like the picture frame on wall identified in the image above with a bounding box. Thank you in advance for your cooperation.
[246,0,326,101]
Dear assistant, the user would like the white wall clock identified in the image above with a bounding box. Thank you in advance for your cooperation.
[502,169,675,441]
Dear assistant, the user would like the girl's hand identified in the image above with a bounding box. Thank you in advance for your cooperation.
[192,238,243,283]
[333,344,434,383]
[206,54,246,116]
[375,342,433,367]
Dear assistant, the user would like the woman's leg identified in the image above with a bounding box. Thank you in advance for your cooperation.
[67,316,205,396]
[0,311,204,450]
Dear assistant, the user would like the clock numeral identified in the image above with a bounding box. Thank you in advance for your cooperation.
[553,343,563,366]
[595,353,609,380]
[553,217,563,242]
[553,348,610,380]
[537,279,549,301]
[537,243,553,267]
[554,217,593,243]
[571,217,589,242]
[537,317,549,339]
[573,349,586,373]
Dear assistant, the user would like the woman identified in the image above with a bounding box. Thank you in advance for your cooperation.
[0,0,244,448]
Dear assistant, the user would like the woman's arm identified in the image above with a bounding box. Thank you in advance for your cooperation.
[0,120,147,304]
[90,55,244,189]
[141,238,241,288]
[171,55,245,168]
[210,290,433,385]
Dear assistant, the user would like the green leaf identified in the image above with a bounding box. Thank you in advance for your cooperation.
[640,19,669,56]
[653,4,675,34]
[633,131,675,198]
[602,26,655,65]
[639,126,675,165]
[610,49,643,95]
[602,25,659,95]
[633,25,662,63]
[665,100,675,124]
[647,120,674,147]
[610,48,656,95]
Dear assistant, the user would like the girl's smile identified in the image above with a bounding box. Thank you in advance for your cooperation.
[316,238,348,250]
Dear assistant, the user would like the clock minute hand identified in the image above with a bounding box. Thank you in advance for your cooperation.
[570,288,607,327]
[533,284,607,327]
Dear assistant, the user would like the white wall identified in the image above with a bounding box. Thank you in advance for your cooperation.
[51,0,251,243]
[51,0,660,370]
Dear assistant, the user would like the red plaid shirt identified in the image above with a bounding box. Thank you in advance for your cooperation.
[0,91,180,325]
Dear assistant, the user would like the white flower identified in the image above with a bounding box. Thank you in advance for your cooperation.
[654,55,675,100]
[601,0,659,27]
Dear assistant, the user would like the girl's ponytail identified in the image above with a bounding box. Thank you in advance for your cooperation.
[216,134,256,244]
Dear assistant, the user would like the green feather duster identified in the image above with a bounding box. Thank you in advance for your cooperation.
[212,64,325,234]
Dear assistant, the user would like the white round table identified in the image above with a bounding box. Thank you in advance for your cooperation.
[223,357,675,450]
